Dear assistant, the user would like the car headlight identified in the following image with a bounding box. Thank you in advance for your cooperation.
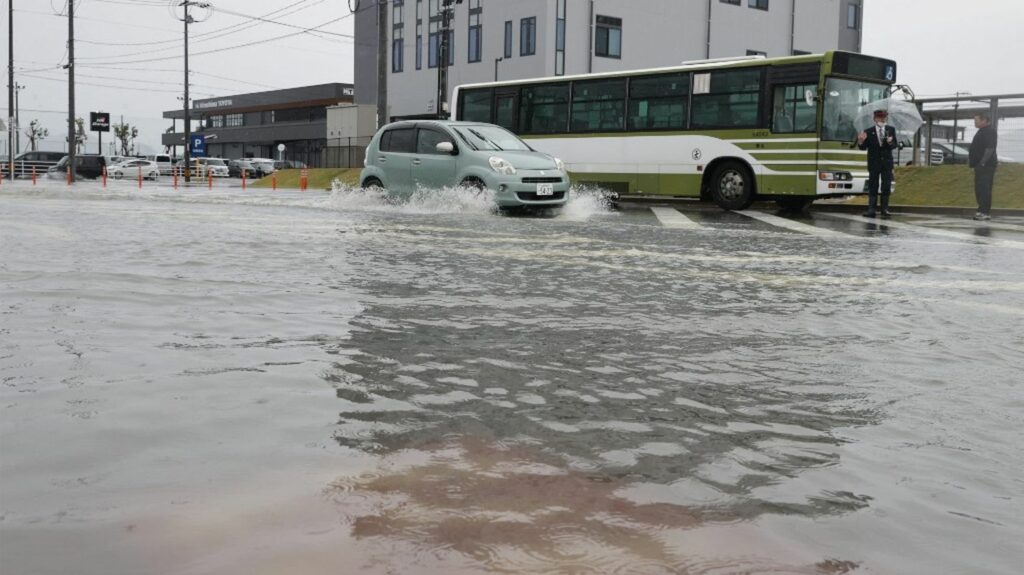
[488,156,516,176]
[554,157,566,172]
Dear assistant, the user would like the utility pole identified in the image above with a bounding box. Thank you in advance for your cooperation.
[14,83,22,155]
[67,0,75,183]
[8,0,14,175]
[377,0,387,128]
[951,91,968,165]
[176,1,211,183]
[436,0,462,119]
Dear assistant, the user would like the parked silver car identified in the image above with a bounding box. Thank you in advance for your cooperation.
[360,120,569,209]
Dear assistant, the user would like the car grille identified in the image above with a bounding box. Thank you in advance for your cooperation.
[516,191,566,201]
[521,176,563,184]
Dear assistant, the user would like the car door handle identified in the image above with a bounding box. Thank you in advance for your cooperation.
[377,157,387,163]
[412,159,422,166]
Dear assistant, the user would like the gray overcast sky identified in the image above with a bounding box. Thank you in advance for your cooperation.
[2,0,1022,154]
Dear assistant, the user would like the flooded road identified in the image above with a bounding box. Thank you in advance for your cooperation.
[2,183,1022,574]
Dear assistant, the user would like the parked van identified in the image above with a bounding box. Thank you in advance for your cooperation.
[47,155,108,180]
[145,154,174,175]
[2,151,65,178]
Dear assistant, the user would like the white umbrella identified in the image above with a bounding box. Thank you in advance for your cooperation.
[855,98,924,134]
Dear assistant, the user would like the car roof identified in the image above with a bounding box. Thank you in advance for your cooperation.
[383,120,497,130]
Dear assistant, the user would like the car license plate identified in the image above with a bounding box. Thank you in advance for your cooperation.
[536,183,554,196]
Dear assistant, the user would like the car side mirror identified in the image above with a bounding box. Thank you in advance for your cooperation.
[436,141,455,155]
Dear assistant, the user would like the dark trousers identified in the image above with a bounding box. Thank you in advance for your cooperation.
[866,166,893,211]
[974,167,996,214]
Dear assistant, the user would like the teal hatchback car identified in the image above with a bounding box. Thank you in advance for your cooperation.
[360,121,570,209]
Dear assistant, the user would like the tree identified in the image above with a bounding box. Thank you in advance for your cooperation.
[114,121,139,156]
[24,119,49,151]
[73,117,88,153]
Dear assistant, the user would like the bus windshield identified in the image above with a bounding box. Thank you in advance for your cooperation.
[454,125,532,152]
[822,77,890,142]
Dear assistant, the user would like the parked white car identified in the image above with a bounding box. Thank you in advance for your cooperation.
[174,157,230,178]
[109,159,162,180]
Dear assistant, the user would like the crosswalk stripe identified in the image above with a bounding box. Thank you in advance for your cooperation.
[739,210,850,237]
[820,212,1024,250]
[650,207,702,229]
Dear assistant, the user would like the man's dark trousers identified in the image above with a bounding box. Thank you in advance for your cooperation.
[975,167,995,214]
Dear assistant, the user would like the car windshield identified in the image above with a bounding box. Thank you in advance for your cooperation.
[822,77,891,142]
[206,159,227,166]
[453,125,532,152]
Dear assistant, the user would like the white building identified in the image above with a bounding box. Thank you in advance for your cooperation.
[352,0,863,125]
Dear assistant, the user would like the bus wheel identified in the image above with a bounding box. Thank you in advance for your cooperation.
[776,197,814,212]
[362,177,384,191]
[711,162,754,211]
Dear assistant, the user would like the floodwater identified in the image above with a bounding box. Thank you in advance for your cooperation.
[1,182,1022,575]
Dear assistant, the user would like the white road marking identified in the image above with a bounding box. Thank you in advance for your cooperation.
[739,210,850,238]
[820,212,1024,250]
[650,207,702,229]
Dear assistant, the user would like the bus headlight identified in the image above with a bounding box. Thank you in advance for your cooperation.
[554,157,566,172]
[489,156,516,175]
[818,171,853,181]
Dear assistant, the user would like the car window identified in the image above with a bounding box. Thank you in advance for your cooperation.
[381,128,415,153]
[453,125,531,152]
[417,128,454,155]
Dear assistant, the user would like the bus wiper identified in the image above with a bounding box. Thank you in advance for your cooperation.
[468,128,503,151]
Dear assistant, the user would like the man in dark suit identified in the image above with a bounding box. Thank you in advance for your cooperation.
[857,109,897,218]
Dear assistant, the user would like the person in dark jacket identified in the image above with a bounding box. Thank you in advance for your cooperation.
[969,113,998,221]
[856,109,897,218]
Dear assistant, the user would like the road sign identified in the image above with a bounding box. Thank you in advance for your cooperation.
[90,112,110,132]
[190,135,207,157]
[277,143,285,152]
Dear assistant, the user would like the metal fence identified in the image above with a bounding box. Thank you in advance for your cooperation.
[0,160,60,179]
[323,137,372,169]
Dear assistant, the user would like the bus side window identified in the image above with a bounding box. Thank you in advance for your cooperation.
[691,68,761,129]
[772,84,816,133]
[628,73,689,131]
[460,89,493,123]
[519,83,570,134]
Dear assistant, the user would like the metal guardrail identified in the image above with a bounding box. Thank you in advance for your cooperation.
[0,160,60,178]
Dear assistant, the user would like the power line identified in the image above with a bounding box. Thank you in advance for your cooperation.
[75,15,352,66]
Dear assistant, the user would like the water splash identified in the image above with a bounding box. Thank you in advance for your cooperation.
[329,182,499,215]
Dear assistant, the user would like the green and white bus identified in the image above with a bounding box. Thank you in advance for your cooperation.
[452,51,898,210]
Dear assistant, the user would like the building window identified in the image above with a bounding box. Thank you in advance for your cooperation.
[595,16,621,59]
[555,0,566,75]
[746,49,767,56]
[225,113,244,127]
[416,0,423,69]
[720,0,740,4]
[392,0,404,72]
[520,17,536,56]
[393,30,404,72]
[467,0,482,63]
[748,0,769,10]
[504,20,513,59]
[428,0,454,69]
[847,3,859,29]
[210,115,224,128]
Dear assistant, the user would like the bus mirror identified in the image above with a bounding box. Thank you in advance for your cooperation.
[804,89,817,107]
